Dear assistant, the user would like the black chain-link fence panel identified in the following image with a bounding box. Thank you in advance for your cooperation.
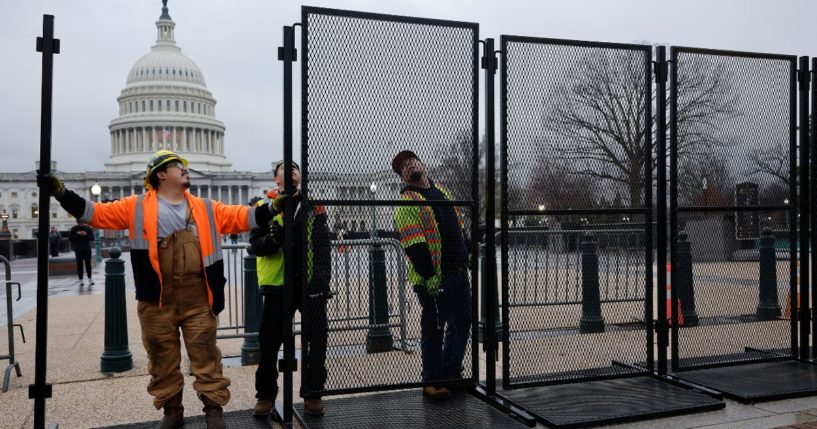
[502,38,652,212]
[671,48,797,369]
[302,7,478,203]
[501,37,653,388]
[300,7,479,396]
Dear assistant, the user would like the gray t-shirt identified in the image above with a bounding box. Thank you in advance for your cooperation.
[157,197,196,239]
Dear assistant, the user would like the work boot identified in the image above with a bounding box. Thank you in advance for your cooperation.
[422,386,452,401]
[304,398,325,416]
[201,395,225,429]
[157,392,184,429]
[254,399,274,416]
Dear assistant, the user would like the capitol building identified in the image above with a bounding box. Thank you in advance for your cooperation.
[0,2,405,243]
[0,3,274,241]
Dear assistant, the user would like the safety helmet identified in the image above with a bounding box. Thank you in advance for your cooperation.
[143,150,188,190]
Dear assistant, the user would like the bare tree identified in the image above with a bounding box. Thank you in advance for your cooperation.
[542,49,740,207]
[678,154,735,207]
[435,131,486,213]
[528,158,597,210]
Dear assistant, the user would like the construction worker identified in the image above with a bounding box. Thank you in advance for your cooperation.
[251,160,331,417]
[391,150,472,401]
[38,150,281,429]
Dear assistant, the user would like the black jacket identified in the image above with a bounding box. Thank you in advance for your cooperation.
[69,224,94,252]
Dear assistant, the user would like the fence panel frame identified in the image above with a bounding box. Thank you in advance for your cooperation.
[668,46,799,371]
[299,6,481,396]
[499,35,654,389]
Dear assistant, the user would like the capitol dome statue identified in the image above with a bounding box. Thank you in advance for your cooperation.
[105,0,231,172]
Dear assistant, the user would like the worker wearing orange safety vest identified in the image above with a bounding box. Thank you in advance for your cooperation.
[39,150,280,429]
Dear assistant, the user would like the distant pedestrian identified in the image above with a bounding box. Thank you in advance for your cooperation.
[48,226,60,257]
[69,218,95,286]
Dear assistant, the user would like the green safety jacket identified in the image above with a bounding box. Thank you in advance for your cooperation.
[250,197,331,292]
[393,183,466,291]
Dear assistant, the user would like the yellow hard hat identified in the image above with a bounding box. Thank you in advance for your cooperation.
[143,150,188,190]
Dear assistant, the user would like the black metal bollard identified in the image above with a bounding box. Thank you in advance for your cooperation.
[100,247,133,373]
[580,233,604,333]
[366,245,393,353]
[757,227,781,320]
[675,231,699,326]
[479,242,502,343]
[241,251,263,365]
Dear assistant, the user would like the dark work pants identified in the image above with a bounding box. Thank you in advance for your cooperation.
[255,283,329,400]
[414,271,472,383]
[75,249,92,279]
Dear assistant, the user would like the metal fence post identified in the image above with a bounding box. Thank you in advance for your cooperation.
[100,247,133,373]
[675,232,699,326]
[366,243,393,353]
[757,227,781,320]
[479,241,501,342]
[580,233,604,333]
[241,252,262,365]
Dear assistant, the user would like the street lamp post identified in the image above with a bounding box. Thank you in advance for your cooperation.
[0,209,11,260]
[366,182,392,353]
[702,177,708,207]
[91,183,102,263]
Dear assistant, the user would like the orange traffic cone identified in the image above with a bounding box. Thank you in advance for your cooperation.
[784,260,799,320]
[666,263,684,326]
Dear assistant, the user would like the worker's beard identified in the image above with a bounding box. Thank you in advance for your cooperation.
[410,171,423,182]
[181,179,190,189]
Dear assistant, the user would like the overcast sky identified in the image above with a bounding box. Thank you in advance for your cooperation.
[1,0,814,173]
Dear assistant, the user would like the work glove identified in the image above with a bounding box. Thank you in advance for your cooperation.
[270,221,284,244]
[37,173,64,198]
[272,192,289,212]
[424,275,442,297]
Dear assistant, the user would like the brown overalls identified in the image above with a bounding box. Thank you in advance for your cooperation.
[137,226,231,409]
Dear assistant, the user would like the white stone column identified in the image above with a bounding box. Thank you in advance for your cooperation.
[110,132,115,154]
[228,186,232,205]
[141,128,146,152]
[126,129,131,152]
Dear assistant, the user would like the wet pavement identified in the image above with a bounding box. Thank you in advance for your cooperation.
[0,256,106,328]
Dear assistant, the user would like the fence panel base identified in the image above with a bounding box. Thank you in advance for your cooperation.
[499,376,724,429]
[294,390,530,429]
[672,361,817,403]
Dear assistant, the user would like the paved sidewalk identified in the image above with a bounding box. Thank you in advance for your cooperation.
[4,258,817,427]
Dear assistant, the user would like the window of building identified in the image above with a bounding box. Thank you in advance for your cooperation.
[150,100,154,112]
[158,100,162,111]
[31,204,38,218]
[52,211,57,218]
[166,100,170,110]
[12,209,18,219]
[183,101,187,112]
[31,192,37,197]
[142,100,146,111]
[175,100,179,111]
[11,192,17,199]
